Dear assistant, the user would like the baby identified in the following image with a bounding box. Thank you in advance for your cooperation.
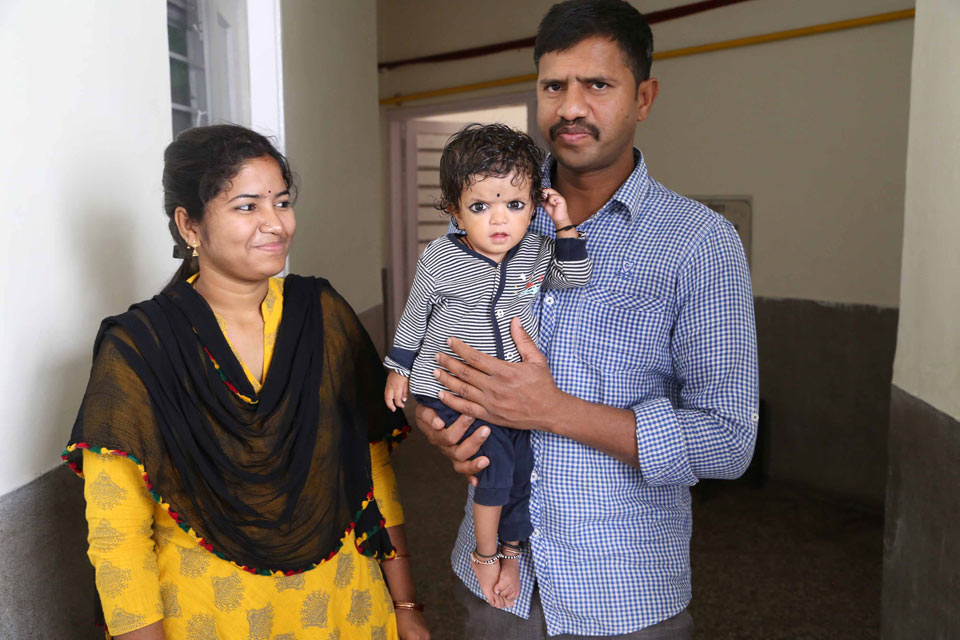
[384,123,591,608]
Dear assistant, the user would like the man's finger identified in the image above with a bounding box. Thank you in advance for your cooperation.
[510,317,544,363]
[452,457,489,481]
[447,337,509,374]
[438,388,488,420]
[450,419,489,461]
[414,404,446,432]
[434,411,479,457]
[416,405,464,448]
[434,351,488,387]
[433,370,485,405]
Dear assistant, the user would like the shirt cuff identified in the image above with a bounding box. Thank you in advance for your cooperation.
[632,398,697,487]
[385,347,417,373]
[554,237,588,261]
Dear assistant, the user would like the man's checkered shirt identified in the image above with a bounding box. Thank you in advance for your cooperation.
[450,151,759,636]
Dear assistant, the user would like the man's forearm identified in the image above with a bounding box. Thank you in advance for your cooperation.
[542,392,638,467]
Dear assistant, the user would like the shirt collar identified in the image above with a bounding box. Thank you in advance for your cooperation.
[541,148,649,222]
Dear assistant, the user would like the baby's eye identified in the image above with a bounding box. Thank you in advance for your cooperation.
[507,201,526,210]
[468,202,487,213]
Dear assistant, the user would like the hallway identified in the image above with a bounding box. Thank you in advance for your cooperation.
[392,432,883,639]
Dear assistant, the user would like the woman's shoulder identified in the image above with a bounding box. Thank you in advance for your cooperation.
[94,304,156,356]
[282,273,334,298]
[283,274,356,316]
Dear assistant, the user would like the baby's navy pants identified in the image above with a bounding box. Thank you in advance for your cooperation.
[416,395,533,542]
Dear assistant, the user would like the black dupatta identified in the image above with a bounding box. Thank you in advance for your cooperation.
[65,275,406,574]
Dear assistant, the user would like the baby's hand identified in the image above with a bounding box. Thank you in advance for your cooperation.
[542,188,573,231]
[384,371,410,411]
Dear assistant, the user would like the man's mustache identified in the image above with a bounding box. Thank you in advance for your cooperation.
[549,119,600,141]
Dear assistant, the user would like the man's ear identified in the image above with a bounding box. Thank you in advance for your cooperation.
[636,77,659,123]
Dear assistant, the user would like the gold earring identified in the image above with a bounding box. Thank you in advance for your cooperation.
[191,243,199,258]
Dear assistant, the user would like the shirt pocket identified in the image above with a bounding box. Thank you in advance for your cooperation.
[574,286,671,373]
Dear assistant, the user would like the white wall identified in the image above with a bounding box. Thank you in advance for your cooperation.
[0,2,173,496]
[378,0,914,306]
[891,0,960,420]
[422,105,529,131]
[281,0,384,313]
[639,17,911,306]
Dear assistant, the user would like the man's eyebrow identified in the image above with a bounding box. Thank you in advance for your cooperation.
[539,77,565,86]
[578,75,613,85]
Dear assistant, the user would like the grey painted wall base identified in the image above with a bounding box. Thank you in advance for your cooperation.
[754,297,898,507]
[0,464,100,640]
[882,386,960,638]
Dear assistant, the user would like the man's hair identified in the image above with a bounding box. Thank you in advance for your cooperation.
[534,0,654,87]
[437,123,545,214]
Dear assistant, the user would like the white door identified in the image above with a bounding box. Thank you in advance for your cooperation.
[387,119,472,329]
[203,0,251,126]
[385,101,538,334]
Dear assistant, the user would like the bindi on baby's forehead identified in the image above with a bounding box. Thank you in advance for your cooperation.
[465,172,530,194]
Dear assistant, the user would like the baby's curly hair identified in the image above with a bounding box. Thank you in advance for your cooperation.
[436,123,546,215]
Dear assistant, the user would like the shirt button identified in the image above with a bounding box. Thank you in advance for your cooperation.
[530,470,539,482]
[544,296,555,306]
[531,528,540,538]
[622,259,634,271]
[751,412,760,422]
[496,310,504,318]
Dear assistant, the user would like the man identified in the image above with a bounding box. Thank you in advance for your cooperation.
[417,1,758,637]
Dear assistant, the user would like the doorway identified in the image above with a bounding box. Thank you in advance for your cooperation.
[385,93,542,331]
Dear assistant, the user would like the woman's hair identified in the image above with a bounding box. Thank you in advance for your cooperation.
[436,123,546,218]
[162,124,296,290]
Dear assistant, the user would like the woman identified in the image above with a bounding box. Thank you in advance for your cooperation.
[63,125,430,639]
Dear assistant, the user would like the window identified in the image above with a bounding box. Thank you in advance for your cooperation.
[166,0,251,138]
[167,0,208,136]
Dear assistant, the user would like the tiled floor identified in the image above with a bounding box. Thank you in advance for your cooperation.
[391,431,884,640]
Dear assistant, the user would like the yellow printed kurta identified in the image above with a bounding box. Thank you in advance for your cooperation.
[83,277,404,639]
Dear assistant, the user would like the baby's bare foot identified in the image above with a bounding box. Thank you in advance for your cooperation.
[495,543,522,606]
[471,554,505,609]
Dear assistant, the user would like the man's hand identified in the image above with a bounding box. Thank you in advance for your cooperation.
[433,318,565,431]
[413,404,490,485]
